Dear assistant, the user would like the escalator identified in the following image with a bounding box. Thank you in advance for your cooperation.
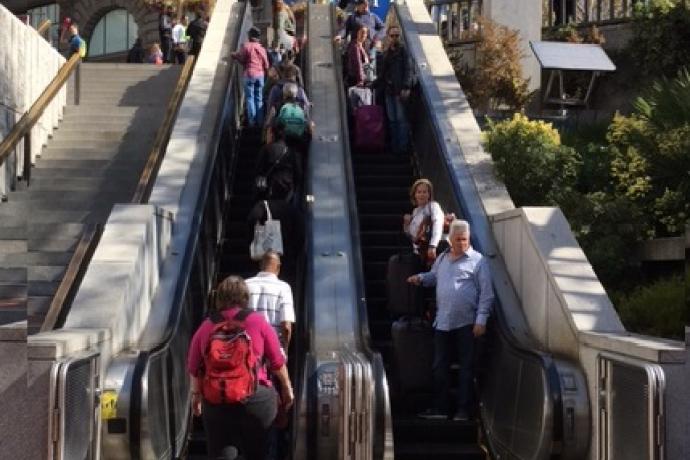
[352,146,484,460]
[185,127,263,459]
[341,3,592,460]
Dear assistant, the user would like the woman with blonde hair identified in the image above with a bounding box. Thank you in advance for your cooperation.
[187,276,294,460]
[273,0,297,52]
[146,42,163,65]
[403,178,447,265]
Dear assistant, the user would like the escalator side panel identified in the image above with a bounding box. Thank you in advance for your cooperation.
[388,3,591,459]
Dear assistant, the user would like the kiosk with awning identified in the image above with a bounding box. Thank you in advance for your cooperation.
[530,41,616,109]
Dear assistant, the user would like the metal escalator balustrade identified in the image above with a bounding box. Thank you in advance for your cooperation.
[96,2,252,459]
[388,3,591,459]
[292,3,393,459]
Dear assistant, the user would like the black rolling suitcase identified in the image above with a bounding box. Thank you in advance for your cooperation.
[386,252,424,316]
[391,317,434,392]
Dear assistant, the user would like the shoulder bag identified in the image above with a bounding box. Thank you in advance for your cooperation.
[250,201,284,260]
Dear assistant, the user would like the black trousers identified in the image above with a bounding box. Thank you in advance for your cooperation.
[160,34,173,63]
[432,325,475,414]
[202,385,278,460]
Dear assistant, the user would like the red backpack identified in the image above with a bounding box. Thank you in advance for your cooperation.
[202,310,258,404]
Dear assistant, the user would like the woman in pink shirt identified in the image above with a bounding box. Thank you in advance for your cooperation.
[187,275,293,460]
[232,26,270,127]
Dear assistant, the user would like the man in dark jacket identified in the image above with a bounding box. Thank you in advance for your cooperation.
[159,5,174,63]
[126,38,145,63]
[379,26,413,154]
[187,9,209,56]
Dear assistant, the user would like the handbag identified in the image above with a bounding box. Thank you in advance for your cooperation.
[254,146,288,196]
[250,201,284,261]
[413,203,455,266]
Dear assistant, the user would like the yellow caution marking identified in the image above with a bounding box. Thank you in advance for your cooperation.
[101,390,118,420]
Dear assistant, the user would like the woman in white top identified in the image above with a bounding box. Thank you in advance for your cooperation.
[403,178,445,265]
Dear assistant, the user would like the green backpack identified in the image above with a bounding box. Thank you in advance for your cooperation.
[277,102,305,137]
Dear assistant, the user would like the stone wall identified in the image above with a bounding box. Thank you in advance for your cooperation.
[0,3,65,198]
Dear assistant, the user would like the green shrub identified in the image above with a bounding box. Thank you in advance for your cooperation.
[629,2,690,79]
[560,191,647,287]
[607,69,690,237]
[483,114,580,206]
[613,276,685,340]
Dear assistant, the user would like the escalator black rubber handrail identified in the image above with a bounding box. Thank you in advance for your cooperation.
[127,2,249,457]
[390,2,568,454]
[329,2,374,353]
[328,4,394,458]
[129,350,150,460]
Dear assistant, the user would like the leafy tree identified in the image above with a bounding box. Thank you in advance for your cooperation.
[453,17,531,112]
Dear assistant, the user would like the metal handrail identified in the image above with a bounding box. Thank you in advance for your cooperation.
[36,18,52,39]
[541,0,688,28]
[424,0,483,44]
[40,223,102,332]
[328,3,393,457]
[0,52,81,185]
[132,55,196,204]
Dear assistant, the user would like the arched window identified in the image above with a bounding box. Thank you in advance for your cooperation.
[89,9,138,57]
[28,4,60,47]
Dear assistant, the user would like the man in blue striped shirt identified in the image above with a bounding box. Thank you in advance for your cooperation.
[408,219,494,421]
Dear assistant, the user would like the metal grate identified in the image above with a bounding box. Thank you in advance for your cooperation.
[600,355,665,460]
[610,362,650,458]
[55,352,99,460]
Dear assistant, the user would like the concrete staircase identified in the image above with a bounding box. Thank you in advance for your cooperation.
[0,63,182,334]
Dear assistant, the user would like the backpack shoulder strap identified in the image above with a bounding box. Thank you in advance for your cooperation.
[234,309,253,322]
[209,311,225,324]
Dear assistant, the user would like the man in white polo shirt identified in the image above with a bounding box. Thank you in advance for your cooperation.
[246,251,295,354]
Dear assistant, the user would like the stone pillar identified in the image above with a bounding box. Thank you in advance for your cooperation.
[482,0,541,92]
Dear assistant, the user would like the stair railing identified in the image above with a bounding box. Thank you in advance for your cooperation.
[41,50,197,333]
[132,55,196,204]
[0,52,81,189]
[36,18,52,40]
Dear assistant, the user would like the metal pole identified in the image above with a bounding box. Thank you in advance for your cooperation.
[74,60,81,106]
[23,132,31,186]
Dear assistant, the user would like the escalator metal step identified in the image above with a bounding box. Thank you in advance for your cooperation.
[394,443,484,460]
[353,144,484,459]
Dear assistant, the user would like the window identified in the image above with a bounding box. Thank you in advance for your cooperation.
[28,3,60,47]
[89,9,138,57]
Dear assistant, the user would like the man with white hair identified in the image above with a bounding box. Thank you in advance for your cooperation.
[407,219,494,421]
[246,251,295,354]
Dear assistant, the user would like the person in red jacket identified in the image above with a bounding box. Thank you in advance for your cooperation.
[187,276,294,460]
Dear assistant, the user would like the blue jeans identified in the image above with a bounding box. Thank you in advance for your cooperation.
[432,325,475,414]
[244,76,265,127]
[385,93,410,154]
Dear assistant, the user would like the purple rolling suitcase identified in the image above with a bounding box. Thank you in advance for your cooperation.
[353,104,385,153]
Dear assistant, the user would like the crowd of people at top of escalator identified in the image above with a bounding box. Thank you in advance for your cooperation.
[60,3,209,64]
